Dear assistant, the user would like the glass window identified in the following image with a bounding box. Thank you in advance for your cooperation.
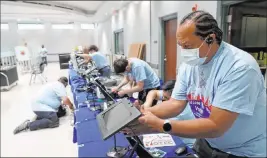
[1,23,9,30]
[52,24,74,29]
[18,24,44,30]
[114,29,124,55]
[81,24,94,29]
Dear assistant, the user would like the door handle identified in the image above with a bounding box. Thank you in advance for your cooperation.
[164,54,167,61]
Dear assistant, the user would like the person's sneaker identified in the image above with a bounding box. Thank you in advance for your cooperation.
[13,120,30,135]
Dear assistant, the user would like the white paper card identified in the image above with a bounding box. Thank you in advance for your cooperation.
[143,133,176,148]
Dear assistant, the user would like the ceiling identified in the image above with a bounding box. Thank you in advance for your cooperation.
[0,1,131,24]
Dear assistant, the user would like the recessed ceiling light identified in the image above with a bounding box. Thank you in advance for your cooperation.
[17,19,21,21]
[105,12,108,15]
[37,18,40,21]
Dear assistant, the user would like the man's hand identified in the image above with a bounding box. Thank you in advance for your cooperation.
[133,100,141,110]
[69,107,75,113]
[111,87,119,93]
[138,108,164,131]
[121,120,157,136]
[118,90,126,97]
[133,100,146,111]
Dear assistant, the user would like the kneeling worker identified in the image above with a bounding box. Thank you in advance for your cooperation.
[134,80,196,147]
[13,77,74,134]
[112,58,160,104]
[76,45,111,78]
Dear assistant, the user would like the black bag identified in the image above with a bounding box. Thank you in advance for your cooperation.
[57,106,66,118]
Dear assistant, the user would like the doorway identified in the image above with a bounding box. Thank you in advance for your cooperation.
[163,18,177,81]
[221,0,267,77]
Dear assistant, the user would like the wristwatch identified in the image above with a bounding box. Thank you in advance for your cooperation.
[163,119,172,133]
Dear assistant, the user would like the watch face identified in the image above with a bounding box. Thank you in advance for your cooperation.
[163,123,172,132]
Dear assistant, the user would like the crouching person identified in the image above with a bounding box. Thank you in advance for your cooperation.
[13,77,74,134]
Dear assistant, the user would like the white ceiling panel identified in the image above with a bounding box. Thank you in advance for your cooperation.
[54,1,104,11]
[0,1,131,23]
[1,4,65,14]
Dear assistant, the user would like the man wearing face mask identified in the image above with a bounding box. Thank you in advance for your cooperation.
[130,11,266,157]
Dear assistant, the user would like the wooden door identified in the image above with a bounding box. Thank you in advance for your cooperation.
[164,18,177,81]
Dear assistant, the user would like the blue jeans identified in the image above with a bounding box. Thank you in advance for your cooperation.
[98,66,111,78]
[28,111,59,131]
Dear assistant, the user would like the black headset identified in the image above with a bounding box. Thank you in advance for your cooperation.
[205,36,214,45]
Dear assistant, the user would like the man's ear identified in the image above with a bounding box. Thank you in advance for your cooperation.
[126,62,131,71]
[126,65,131,71]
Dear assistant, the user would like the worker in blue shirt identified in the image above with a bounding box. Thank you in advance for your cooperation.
[127,11,266,158]
[112,58,160,105]
[76,45,111,78]
[13,77,74,134]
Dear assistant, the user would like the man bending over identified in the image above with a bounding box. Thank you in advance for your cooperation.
[112,58,160,105]
[13,77,74,134]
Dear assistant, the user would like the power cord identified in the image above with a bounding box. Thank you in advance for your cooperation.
[125,126,145,158]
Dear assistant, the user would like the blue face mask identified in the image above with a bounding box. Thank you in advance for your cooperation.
[181,40,212,66]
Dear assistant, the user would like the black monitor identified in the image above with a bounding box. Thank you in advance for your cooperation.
[96,98,141,140]
[93,77,115,102]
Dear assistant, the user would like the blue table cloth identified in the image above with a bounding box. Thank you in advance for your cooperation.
[75,108,97,123]
[78,134,130,157]
[69,68,195,157]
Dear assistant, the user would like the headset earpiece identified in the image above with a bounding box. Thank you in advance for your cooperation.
[206,36,214,45]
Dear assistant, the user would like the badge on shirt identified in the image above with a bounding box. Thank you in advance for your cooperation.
[188,99,211,118]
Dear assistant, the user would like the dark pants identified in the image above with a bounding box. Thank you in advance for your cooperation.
[98,66,111,78]
[193,139,247,158]
[138,86,160,106]
[28,106,66,131]
[42,57,47,65]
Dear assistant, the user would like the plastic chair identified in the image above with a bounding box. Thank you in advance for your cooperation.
[29,61,47,85]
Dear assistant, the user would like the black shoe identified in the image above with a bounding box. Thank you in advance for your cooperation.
[13,120,30,135]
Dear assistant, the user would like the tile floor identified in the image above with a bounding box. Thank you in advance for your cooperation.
[1,63,77,157]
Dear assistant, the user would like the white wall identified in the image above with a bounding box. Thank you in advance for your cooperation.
[1,22,95,62]
[150,1,218,76]
[119,1,150,59]
[97,1,150,58]
[95,19,112,54]
[96,1,218,76]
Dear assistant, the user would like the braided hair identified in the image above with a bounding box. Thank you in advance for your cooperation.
[180,10,223,45]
